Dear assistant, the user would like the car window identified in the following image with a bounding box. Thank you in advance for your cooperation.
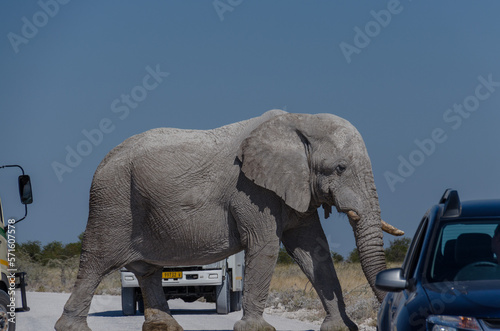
[427,221,500,282]
[402,216,429,280]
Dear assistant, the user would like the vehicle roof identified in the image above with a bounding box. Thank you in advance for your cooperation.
[441,199,500,220]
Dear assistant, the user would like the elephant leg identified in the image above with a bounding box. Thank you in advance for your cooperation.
[133,263,183,331]
[281,216,358,331]
[55,264,108,331]
[234,240,279,331]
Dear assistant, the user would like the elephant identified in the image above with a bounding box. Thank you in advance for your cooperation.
[55,109,403,331]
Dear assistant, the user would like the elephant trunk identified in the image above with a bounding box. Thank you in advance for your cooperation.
[343,166,404,302]
[346,171,388,302]
[351,212,387,302]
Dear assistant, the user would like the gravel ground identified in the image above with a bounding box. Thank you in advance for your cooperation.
[16,292,321,331]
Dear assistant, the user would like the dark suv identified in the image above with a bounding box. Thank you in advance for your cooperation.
[376,189,500,330]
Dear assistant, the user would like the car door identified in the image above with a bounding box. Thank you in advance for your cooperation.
[389,216,429,331]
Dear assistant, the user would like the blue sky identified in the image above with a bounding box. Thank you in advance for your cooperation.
[1,1,499,257]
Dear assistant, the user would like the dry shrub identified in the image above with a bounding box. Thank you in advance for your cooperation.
[16,251,121,294]
[96,271,121,295]
[267,262,402,324]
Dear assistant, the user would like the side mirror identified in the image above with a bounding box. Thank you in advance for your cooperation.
[375,268,407,292]
[18,175,33,205]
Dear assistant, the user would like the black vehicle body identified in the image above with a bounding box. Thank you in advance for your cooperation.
[376,189,500,331]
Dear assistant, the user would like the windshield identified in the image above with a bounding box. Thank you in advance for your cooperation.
[427,220,500,283]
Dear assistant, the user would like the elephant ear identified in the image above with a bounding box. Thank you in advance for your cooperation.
[238,114,311,213]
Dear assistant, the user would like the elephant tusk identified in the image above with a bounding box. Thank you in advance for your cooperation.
[346,211,404,236]
[347,211,404,236]
[381,220,405,236]
[346,210,360,221]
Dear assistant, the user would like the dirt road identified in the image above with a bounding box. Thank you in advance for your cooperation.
[16,292,320,330]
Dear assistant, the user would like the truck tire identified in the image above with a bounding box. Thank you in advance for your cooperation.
[121,287,137,316]
[0,290,15,331]
[215,272,230,314]
[138,295,144,315]
[182,296,199,303]
[230,291,242,312]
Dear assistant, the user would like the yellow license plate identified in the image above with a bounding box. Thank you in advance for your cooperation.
[162,271,183,279]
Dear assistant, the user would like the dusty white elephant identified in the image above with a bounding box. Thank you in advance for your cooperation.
[55,110,402,331]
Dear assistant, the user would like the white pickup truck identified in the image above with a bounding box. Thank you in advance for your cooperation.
[120,251,244,315]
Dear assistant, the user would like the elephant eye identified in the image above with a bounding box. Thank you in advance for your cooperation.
[335,164,346,175]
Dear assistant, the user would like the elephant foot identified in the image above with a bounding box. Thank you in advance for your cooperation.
[143,308,183,331]
[234,316,275,331]
[321,315,358,331]
[55,314,92,331]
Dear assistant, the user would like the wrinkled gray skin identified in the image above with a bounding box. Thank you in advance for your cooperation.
[56,110,389,331]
